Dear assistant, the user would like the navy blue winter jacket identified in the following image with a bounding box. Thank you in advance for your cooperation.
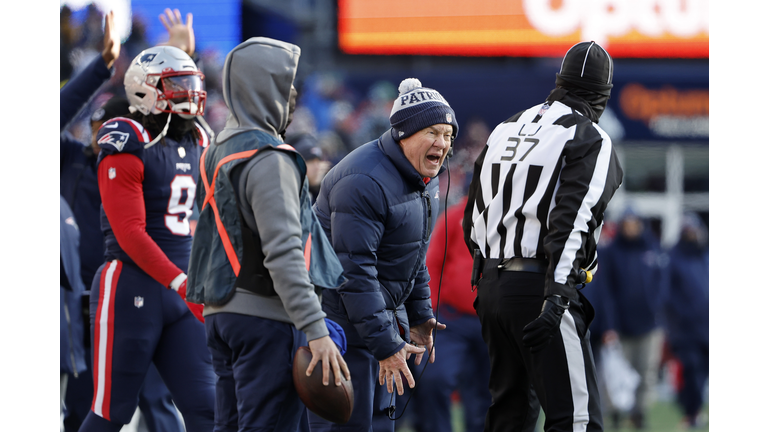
[664,240,709,347]
[597,227,669,337]
[313,130,443,360]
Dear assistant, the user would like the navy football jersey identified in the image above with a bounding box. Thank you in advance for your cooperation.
[96,116,209,272]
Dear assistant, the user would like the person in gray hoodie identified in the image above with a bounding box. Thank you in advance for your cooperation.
[187,37,350,432]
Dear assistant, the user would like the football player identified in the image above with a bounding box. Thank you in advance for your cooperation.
[78,44,215,432]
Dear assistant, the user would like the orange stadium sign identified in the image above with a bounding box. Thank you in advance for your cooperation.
[338,0,709,58]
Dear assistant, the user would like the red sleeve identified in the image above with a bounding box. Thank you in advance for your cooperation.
[98,153,183,287]
[428,198,478,314]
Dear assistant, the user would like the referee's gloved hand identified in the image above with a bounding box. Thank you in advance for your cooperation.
[170,274,205,323]
[522,295,569,353]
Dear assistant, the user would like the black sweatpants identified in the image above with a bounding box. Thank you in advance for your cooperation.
[475,263,603,432]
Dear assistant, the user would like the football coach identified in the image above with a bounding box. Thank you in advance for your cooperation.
[308,78,457,431]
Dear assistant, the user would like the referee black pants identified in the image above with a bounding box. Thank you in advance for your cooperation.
[475,264,603,432]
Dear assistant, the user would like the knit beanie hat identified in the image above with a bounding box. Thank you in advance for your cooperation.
[389,78,458,141]
[555,41,614,97]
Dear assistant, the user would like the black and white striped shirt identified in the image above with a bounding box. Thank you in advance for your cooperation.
[463,91,623,299]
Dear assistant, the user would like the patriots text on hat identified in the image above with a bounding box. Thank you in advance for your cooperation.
[398,89,449,108]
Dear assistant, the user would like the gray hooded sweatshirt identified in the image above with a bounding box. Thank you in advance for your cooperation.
[202,37,328,341]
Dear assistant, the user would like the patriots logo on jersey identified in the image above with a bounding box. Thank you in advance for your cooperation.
[98,131,131,152]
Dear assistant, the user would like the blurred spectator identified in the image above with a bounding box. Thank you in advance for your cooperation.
[286,132,331,202]
[596,207,670,429]
[437,116,489,209]
[67,5,104,77]
[664,213,709,429]
[408,196,492,432]
[61,6,79,84]
[196,48,230,135]
[352,80,398,146]
[300,72,356,133]
[329,99,359,155]
[61,196,87,432]
[123,13,151,61]
[583,219,619,360]
[317,130,349,166]
[285,105,317,137]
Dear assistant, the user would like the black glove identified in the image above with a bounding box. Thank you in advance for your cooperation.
[522,295,570,353]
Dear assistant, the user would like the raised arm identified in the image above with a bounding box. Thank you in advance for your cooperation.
[60,10,120,131]
[158,8,195,56]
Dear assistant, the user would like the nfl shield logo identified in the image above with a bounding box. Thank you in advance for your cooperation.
[134,296,144,308]
[446,113,452,123]
[178,146,186,159]
[108,167,116,179]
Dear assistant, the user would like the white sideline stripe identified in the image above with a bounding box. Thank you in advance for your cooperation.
[94,260,117,417]
[561,310,589,432]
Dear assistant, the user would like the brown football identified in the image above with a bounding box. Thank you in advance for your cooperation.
[292,346,354,424]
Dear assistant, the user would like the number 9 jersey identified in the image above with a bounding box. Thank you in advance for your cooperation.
[96,116,209,286]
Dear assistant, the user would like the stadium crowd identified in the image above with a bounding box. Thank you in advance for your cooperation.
[60,5,708,432]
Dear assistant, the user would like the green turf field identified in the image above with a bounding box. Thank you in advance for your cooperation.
[394,400,709,432]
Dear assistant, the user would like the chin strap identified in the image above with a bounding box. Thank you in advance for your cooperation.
[195,115,215,139]
[144,112,173,149]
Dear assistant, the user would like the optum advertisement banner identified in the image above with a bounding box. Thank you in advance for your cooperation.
[338,0,709,58]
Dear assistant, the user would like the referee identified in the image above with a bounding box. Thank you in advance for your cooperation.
[463,41,623,432]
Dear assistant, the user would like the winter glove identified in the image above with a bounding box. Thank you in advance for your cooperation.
[522,295,570,353]
[170,274,205,323]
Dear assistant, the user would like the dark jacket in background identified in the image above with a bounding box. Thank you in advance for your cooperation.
[664,239,709,348]
[598,224,669,337]
[61,196,87,376]
[60,55,112,289]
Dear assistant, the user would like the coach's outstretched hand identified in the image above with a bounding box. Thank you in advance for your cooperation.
[522,295,569,353]
[379,343,424,395]
[409,318,446,366]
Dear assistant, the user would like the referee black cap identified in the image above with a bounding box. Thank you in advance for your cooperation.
[556,41,614,97]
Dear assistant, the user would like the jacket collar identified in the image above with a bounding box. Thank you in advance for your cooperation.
[546,88,599,123]
[378,129,446,189]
